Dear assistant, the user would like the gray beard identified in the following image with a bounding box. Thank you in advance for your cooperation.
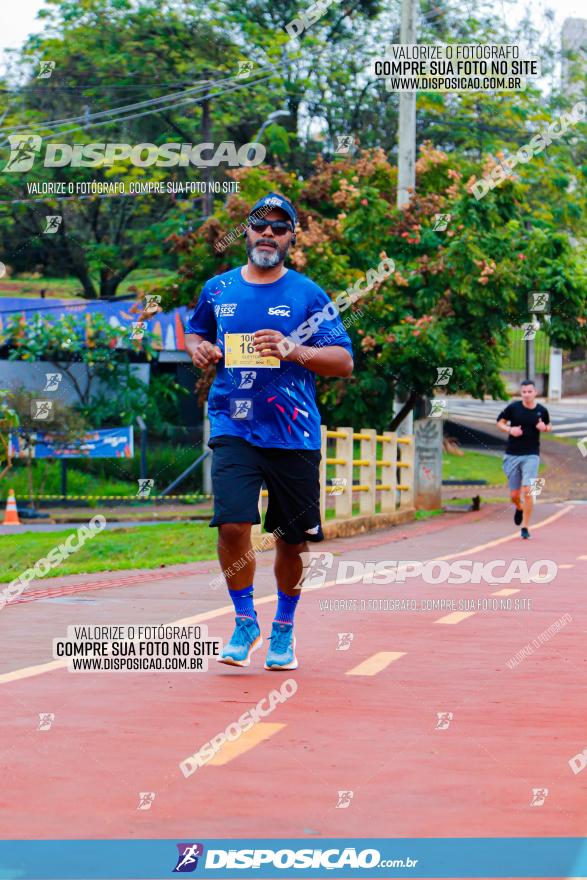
[246,237,289,268]
[250,246,281,268]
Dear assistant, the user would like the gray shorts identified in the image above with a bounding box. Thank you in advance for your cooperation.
[503,454,540,490]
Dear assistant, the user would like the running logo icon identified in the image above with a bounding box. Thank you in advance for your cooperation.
[38,713,55,731]
[336,632,354,651]
[137,792,155,810]
[238,371,256,389]
[529,478,545,497]
[31,400,53,420]
[530,788,548,807]
[428,399,447,418]
[173,843,204,872]
[3,134,42,172]
[529,292,550,313]
[299,551,334,589]
[435,366,453,386]
[137,479,154,498]
[44,216,62,234]
[335,135,354,154]
[44,372,62,391]
[436,712,453,730]
[433,213,451,231]
[237,61,254,78]
[37,60,56,79]
[231,399,253,420]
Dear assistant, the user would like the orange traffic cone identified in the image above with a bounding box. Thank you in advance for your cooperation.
[3,488,20,525]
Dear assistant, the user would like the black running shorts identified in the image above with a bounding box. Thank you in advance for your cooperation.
[209,435,324,545]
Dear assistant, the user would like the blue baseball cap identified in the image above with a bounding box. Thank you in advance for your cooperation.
[248,192,297,228]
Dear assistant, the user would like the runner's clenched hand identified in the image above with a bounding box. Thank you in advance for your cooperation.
[509,426,523,437]
[191,340,223,369]
[252,329,294,360]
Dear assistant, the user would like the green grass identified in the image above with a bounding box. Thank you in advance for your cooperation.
[0,270,177,300]
[501,327,550,373]
[2,441,207,503]
[442,450,508,485]
[0,522,218,582]
[2,462,136,504]
[442,448,546,484]
[414,508,444,520]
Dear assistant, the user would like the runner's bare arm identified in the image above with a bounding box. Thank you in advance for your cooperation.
[288,344,354,377]
[185,333,222,368]
[497,418,522,437]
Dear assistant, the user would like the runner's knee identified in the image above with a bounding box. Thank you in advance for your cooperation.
[218,522,252,546]
[275,536,308,557]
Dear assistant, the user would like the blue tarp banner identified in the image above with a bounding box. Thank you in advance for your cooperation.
[0,297,190,351]
[9,426,134,459]
[0,838,586,879]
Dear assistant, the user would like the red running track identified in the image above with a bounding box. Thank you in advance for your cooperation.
[1,501,586,854]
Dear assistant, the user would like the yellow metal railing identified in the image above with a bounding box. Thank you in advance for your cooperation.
[255,424,415,530]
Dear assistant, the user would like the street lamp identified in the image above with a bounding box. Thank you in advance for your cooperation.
[247,110,290,161]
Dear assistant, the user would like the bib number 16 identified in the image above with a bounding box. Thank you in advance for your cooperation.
[240,335,255,355]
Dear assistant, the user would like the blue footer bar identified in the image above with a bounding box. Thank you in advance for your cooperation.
[1,838,587,879]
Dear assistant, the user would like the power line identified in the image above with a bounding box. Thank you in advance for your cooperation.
[0,57,287,139]
[1,81,221,135]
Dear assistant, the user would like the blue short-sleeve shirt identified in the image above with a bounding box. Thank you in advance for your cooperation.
[185,267,353,450]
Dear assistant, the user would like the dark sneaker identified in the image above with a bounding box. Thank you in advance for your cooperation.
[514,508,523,526]
[521,527,530,539]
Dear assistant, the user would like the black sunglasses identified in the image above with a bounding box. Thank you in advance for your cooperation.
[248,219,293,235]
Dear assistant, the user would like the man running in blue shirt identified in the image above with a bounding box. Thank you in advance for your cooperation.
[185,193,354,670]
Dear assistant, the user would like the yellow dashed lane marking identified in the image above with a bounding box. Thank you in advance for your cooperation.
[1,505,574,686]
[577,555,587,560]
[435,611,476,625]
[0,659,66,684]
[558,564,574,569]
[434,506,571,562]
[207,723,285,765]
[492,588,520,597]
[346,652,406,676]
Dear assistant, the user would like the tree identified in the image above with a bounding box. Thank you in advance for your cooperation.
[164,144,586,431]
[0,0,258,297]
[0,391,19,481]
[7,389,88,505]
[5,310,154,406]
[3,310,187,431]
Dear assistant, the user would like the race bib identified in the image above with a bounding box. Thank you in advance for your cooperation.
[224,333,280,368]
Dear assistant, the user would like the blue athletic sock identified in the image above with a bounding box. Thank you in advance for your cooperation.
[228,585,256,620]
[274,589,300,625]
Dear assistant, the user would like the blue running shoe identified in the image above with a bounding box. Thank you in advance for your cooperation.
[264,622,298,670]
[218,616,262,667]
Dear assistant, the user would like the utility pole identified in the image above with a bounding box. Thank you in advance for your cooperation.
[524,220,535,384]
[396,0,418,209]
[525,328,536,384]
[394,0,418,433]
[201,71,213,218]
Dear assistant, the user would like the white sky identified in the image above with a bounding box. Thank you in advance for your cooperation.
[1,0,585,57]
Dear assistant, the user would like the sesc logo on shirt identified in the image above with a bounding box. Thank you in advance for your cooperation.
[214,303,237,317]
[267,305,291,317]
